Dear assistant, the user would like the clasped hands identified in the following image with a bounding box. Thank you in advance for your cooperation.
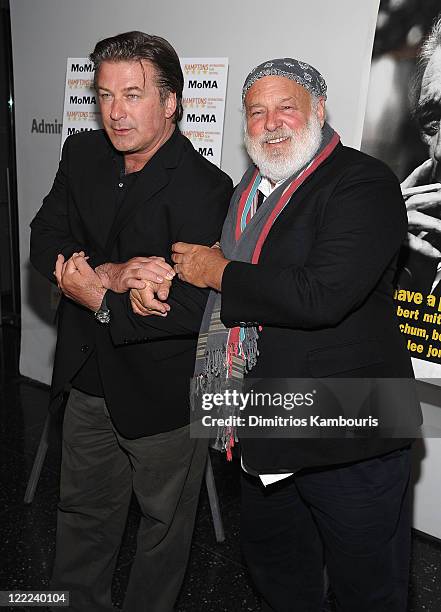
[54,243,229,317]
[54,252,175,316]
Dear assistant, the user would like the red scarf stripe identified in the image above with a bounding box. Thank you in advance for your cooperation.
[235,168,260,242]
[227,326,241,375]
[251,132,340,263]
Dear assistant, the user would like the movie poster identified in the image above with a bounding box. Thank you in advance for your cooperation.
[361,0,441,377]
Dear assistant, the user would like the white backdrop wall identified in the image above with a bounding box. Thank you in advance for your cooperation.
[10,0,380,384]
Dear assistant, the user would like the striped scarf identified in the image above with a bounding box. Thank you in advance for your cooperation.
[192,123,340,458]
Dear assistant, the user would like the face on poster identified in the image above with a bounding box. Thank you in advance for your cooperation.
[361,0,441,377]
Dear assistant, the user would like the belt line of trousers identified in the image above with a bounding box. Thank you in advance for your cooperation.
[50,388,208,612]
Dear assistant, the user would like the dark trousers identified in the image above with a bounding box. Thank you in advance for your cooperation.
[50,388,208,612]
[241,447,411,612]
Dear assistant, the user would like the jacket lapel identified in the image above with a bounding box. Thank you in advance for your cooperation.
[104,128,185,255]
[76,133,120,254]
[267,143,343,230]
[104,157,168,254]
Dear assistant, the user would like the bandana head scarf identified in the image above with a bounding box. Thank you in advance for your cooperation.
[242,58,327,105]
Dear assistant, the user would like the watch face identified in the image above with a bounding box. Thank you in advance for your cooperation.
[95,309,110,324]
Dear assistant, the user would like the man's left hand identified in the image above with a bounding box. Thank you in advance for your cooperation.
[54,252,105,311]
[130,280,172,317]
[171,242,230,290]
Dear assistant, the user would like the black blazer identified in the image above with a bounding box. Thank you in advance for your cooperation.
[220,143,420,471]
[30,128,233,438]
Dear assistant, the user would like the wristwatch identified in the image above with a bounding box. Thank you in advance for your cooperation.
[94,292,111,324]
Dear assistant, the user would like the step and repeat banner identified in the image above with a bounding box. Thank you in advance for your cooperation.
[62,57,228,166]
[10,0,379,385]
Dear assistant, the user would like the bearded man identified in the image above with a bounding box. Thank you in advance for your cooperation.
[164,58,420,611]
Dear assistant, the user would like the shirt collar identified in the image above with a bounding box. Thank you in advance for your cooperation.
[258,176,285,198]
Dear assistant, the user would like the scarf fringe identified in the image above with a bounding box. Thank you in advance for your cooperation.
[192,330,259,459]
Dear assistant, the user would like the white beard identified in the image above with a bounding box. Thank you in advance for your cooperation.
[244,112,323,183]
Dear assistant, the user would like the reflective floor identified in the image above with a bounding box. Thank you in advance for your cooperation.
[1,364,441,610]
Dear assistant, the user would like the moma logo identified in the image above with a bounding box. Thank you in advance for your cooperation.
[67,127,93,135]
[188,80,218,89]
[69,95,97,105]
[71,63,94,73]
[198,147,213,157]
[186,113,216,123]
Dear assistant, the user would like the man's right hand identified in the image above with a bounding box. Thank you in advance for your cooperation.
[95,256,175,293]
[402,159,441,258]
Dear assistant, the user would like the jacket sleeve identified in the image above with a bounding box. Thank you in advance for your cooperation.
[107,176,233,344]
[220,168,407,329]
[30,136,105,283]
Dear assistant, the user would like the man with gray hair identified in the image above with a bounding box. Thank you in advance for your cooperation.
[169,58,417,610]
[398,16,441,292]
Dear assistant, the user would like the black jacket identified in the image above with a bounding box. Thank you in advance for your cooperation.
[220,143,420,471]
[30,128,233,437]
